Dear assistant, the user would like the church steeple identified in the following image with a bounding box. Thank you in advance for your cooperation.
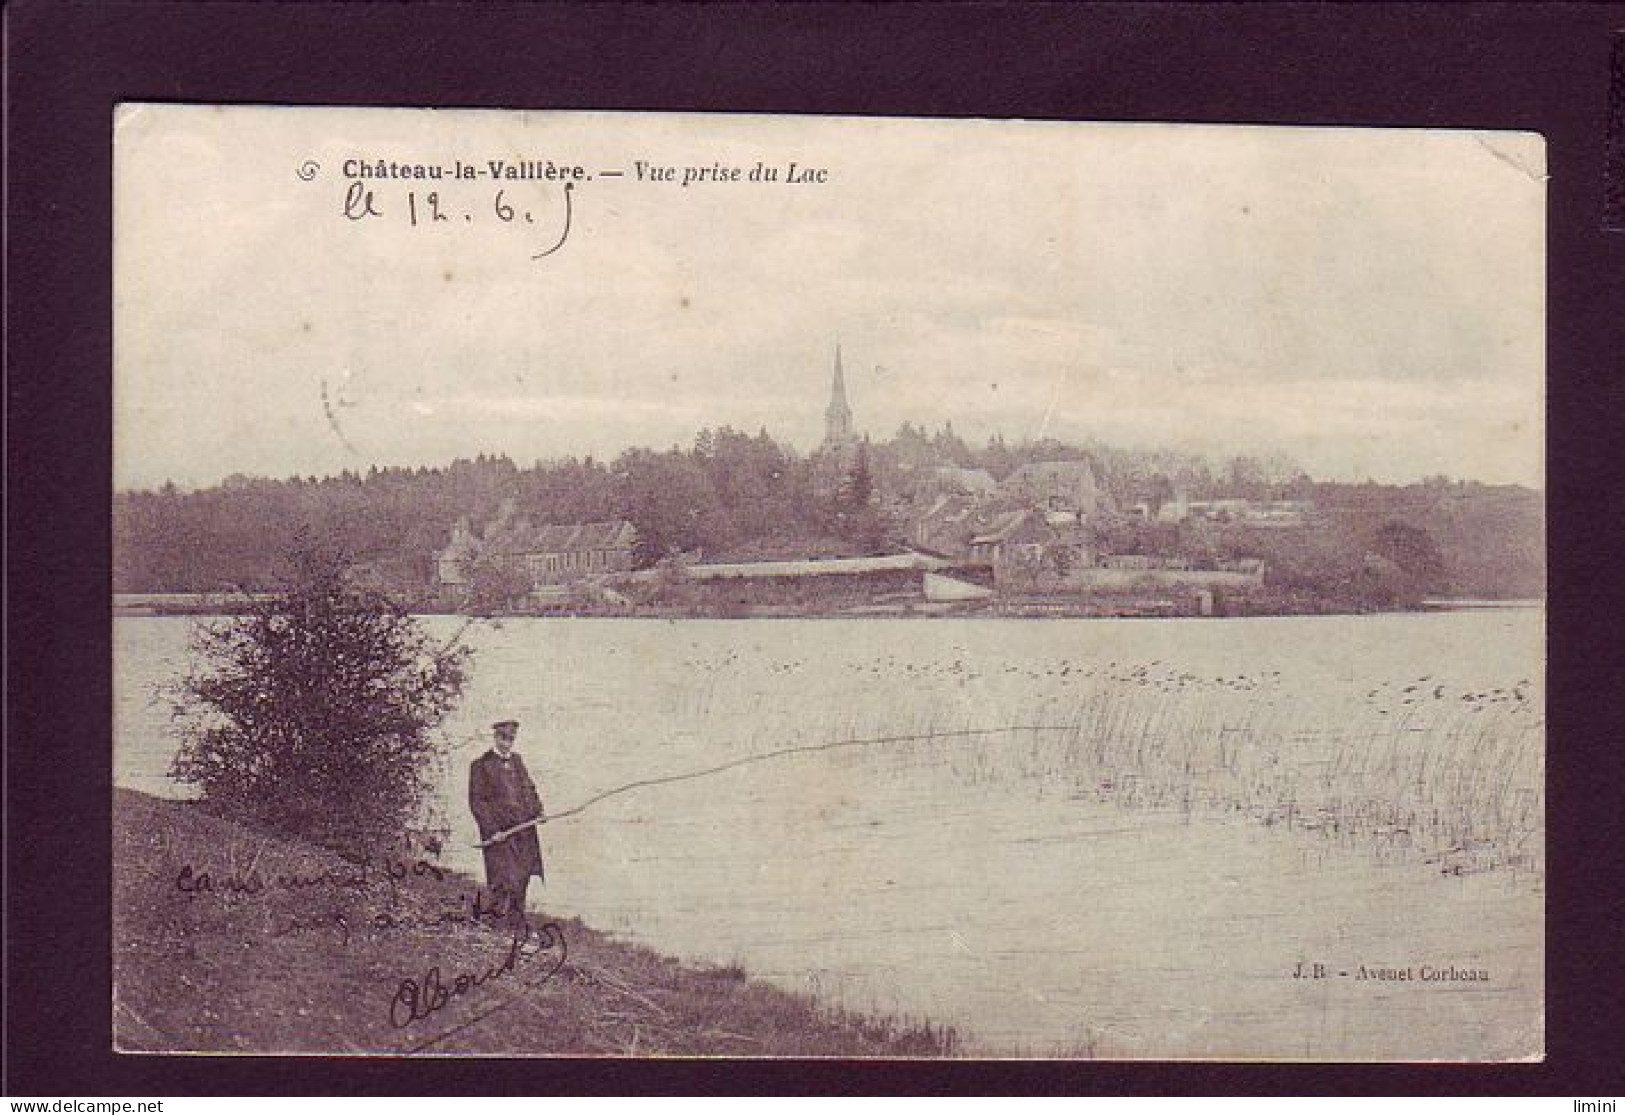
[823,344,854,450]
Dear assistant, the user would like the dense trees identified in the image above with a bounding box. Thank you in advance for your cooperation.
[116,429,872,591]
[1371,521,1448,591]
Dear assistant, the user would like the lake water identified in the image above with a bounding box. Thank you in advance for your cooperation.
[114,610,1544,1059]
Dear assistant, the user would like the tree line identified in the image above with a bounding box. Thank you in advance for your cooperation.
[114,424,1543,603]
[116,427,884,593]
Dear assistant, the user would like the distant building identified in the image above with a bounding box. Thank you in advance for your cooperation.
[497,520,638,584]
[436,520,481,587]
[1163,498,1313,527]
[909,494,982,557]
[1000,459,1110,518]
[1043,523,1097,574]
[822,345,856,452]
[968,509,1046,566]
[436,510,637,596]
[965,511,1102,591]
[911,496,1095,570]
[1185,498,1251,522]
[812,344,867,499]
[1155,495,1190,524]
[1241,500,1314,528]
[1100,554,1188,571]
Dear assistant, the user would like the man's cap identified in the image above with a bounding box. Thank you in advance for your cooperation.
[492,719,520,732]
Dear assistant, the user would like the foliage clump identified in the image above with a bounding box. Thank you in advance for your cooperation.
[170,545,471,846]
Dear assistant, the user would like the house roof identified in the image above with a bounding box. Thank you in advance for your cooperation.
[969,509,1032,545]
[485,519,637,555]
[915,493,977,525]
[437,526,481,562]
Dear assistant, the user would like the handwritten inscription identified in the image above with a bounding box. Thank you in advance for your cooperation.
[342,181,568,228]
[268,886,523,947]
[175,851,444,904]
[314,153,831,261]
[175,849,538,950]
[339,179,574,259]
[388,921,568,1029]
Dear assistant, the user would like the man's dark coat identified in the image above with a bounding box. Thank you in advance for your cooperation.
[469,748,546,886]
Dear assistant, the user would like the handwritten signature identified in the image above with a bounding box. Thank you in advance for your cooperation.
[387,920,568,1031]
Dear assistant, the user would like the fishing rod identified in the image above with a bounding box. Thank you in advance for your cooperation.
[440,721,1080,1054]
[471,721,1078,846]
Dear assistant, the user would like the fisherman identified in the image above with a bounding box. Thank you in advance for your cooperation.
[468,718,546,931]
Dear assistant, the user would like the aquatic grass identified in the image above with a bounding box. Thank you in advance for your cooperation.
[539,638,1541,879]
[1063,677,1543,874]
[791,660,1542,877]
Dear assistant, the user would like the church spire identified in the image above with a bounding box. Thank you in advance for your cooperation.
[824,344,854,449]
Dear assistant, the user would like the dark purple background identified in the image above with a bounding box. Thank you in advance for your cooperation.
[7,0,1623,1097]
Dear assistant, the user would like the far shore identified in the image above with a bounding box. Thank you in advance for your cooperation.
[114,595,1544,620]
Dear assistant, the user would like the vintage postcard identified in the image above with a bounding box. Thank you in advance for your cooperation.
[112,105,1544,1060]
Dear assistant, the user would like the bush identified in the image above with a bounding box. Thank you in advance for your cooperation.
[170,544,471,847]
[462,548,533,615]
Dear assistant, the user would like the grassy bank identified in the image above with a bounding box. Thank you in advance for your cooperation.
[113,788,956,1056]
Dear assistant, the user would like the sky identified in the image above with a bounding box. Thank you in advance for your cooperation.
[115,106,1545,490]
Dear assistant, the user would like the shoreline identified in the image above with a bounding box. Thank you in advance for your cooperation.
[113,788,959,1057]
[113,598,1544,620]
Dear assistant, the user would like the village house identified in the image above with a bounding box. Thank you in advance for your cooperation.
[967,512,1103,591]
[499,520,638,584]
[967,509,1046,566]
[435,521,480,589]
[999,459,1112,518]
[909,494,982,557]
[910,496,1099,570]
[436,512,637,598]
[1160,497,1314,526]
[1100,553,1191,571]
[1240,500,1314,527]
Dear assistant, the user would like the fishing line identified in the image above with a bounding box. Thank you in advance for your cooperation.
[465,722,1079,846]
[543,722,1078,824]
[441,723,1079,1044]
